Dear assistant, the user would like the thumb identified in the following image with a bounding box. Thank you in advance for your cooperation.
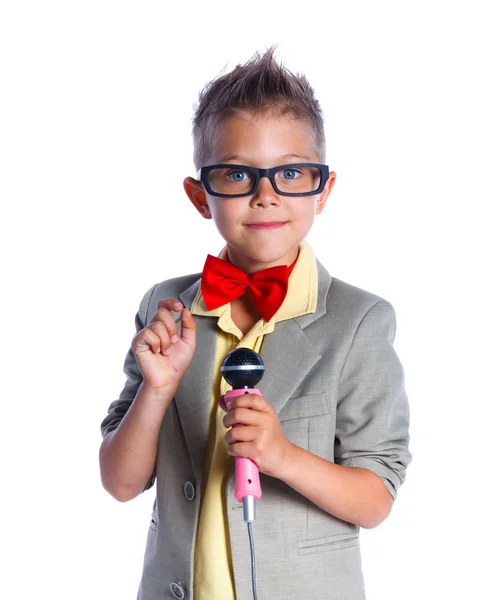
[180,308,196,346]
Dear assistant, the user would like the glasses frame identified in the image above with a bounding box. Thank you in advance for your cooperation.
[197,163,330,198]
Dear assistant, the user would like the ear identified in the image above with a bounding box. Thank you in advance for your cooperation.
[315,171,336,215]
[183,176,212,219]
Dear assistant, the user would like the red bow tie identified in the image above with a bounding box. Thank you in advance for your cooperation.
[201,253,298,322]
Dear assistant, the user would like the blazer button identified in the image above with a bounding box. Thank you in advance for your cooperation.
[169,581,185,599]
[183,481,196,502]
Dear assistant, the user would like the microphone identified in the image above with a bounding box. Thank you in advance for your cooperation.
[220,348,264,523]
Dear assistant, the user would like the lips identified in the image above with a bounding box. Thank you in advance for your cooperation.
[244,221,287,230]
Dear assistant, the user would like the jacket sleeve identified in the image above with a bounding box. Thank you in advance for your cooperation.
[334,300,412,500]
[100,283,158,490]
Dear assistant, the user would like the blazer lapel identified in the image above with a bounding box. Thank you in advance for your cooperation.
[173,279,218,481]
[258,320,320,413]
[258,261,332,414]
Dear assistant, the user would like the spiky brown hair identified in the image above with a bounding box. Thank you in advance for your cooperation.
[192,47,326,169]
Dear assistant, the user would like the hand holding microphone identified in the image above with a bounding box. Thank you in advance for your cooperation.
[220,348,264,522]
[220,348,291,521]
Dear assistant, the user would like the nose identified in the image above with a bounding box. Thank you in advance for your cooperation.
[250,175,281,208]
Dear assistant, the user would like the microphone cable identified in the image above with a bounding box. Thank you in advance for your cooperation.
[247,521,258,600]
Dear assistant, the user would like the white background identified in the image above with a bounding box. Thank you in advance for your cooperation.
[1,1,496,598]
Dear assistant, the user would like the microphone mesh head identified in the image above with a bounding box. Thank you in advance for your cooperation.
[221,348,264,389]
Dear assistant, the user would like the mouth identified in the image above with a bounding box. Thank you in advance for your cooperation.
[244,221,288,230]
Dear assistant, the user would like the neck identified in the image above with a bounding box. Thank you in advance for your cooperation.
[230,290,262,335]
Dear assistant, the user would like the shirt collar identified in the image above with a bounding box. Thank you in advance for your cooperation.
[191,240,318,331]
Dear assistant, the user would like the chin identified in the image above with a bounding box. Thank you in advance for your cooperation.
[250,246,299,266]
[226,236,302,268]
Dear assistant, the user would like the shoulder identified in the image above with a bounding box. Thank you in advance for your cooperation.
[136,272,201,324]
[316,260,396,328]
[152,272,201,299]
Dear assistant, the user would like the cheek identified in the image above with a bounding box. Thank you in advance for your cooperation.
[211,198,246,220]
[210,204,242,233]
[293,205,316,230]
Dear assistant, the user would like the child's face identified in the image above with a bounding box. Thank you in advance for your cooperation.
[184,111,336,272]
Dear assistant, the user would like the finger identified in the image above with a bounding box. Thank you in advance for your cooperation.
[147,320,174,355]
[179,308,196,346]
[133,327,162,355]
[227,394,270,413]
[223,407,262,428]
[226,441,259,463]
[149,307,180,343]
[157,298,183,312]
[225,425,257,445]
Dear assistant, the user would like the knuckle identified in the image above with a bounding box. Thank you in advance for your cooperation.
[148,320,162,332]
[150,324,168,341]
[135,327,152,342]
[157,307,171,319]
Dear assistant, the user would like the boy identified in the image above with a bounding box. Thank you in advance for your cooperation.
[100,48,411,600]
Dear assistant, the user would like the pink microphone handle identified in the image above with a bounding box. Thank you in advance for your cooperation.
[223,388,262,502]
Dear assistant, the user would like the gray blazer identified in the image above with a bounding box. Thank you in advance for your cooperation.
[101,261,411,600]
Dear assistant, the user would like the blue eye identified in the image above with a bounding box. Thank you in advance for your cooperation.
[282,169,299,179]
[228,170,249,181]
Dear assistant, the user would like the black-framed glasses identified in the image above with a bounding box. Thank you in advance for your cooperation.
[197,163,329,197]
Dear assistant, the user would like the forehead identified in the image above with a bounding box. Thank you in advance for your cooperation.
[208,111,320,166]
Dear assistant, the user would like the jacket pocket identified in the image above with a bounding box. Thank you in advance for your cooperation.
[298,531,359,555]
[279,392,330,422]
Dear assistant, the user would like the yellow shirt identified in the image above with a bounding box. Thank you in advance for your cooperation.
[192,241,318,599]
